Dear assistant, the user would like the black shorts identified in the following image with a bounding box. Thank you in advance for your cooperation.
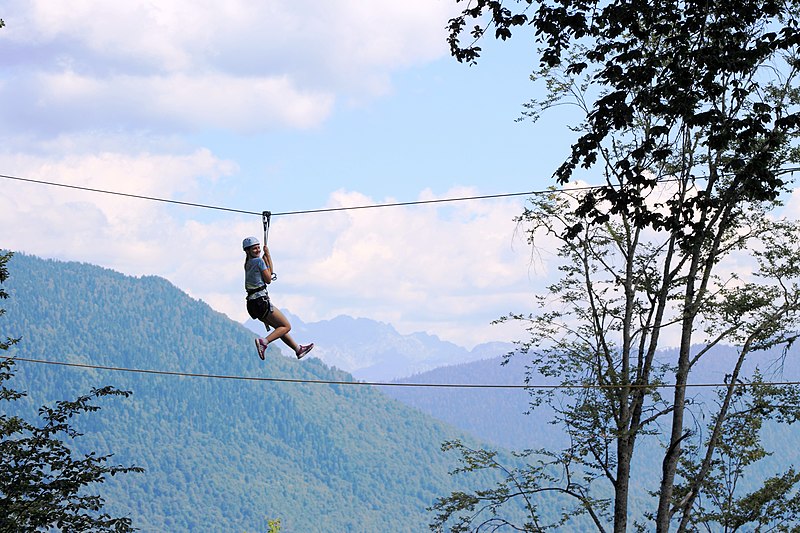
[246,296,273,320]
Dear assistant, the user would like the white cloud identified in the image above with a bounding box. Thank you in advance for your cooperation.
[0,142,239,271]
[1,0,455,134]
[11,70,336,132]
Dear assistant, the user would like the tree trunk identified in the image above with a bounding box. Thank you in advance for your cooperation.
[655,265,699,532]
[614,434,633,532]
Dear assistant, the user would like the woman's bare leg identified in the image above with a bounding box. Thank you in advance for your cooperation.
[262,307,300,352]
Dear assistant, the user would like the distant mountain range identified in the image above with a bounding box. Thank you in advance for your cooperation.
[244,314,515,381]
[1,253,528,532]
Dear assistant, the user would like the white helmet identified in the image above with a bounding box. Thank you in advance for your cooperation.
[242,236,260,250]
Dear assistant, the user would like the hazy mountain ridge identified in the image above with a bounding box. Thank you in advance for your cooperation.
[245,314,515,381]
[1,253,523,532]
[383,341,800,454]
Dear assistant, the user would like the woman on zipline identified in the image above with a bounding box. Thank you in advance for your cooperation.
[243,236,314,361]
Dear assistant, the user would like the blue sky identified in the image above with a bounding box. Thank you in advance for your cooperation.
[0,1,583,350]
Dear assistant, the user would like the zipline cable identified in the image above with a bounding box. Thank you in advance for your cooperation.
[4,169,800,219]
[4,355,800,391]
[0,173,630,218]
[0,173,260,215]
[270,190,562,216]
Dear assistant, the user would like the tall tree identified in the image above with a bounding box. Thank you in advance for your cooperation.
[433,1,800,531]
[0,251,143,531]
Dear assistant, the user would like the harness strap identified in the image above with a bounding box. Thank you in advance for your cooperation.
[262,211,271,246]
[246,284,267,296]
[262,210,277,282]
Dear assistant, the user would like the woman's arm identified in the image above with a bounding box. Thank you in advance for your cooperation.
[260,263,272,285]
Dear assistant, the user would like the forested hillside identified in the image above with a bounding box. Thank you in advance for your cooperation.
[0,253,517,532]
